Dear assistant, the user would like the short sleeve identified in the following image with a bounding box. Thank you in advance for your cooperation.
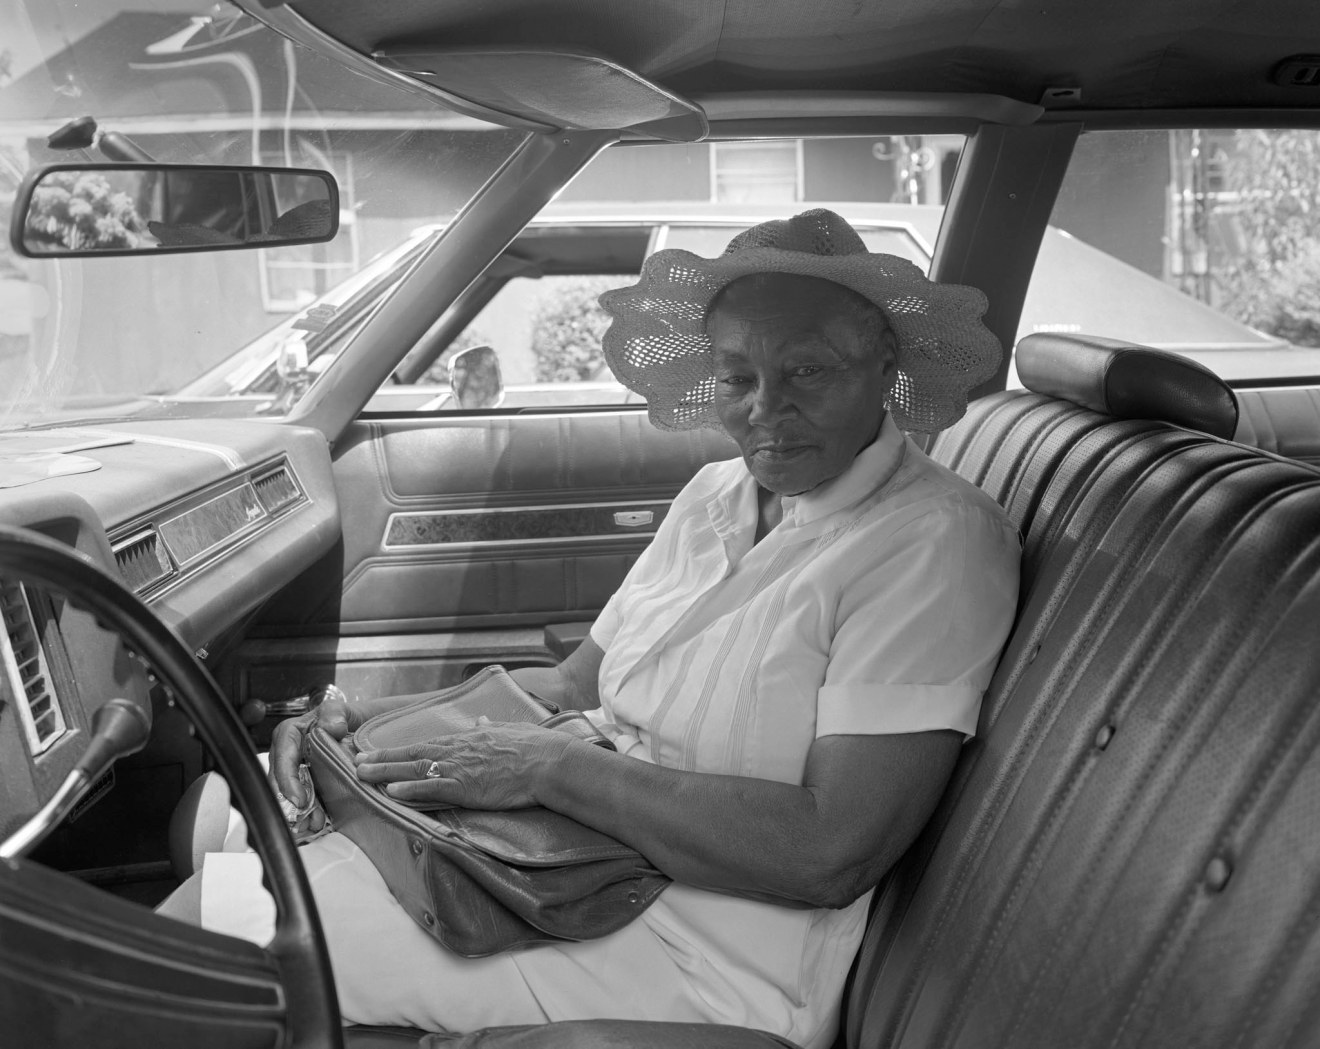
[815,500,1020,740]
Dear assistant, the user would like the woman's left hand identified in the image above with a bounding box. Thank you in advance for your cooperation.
[352,719,574,809]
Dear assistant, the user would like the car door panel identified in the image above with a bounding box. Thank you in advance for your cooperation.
[329,411,736,625]
[242,411,736,701]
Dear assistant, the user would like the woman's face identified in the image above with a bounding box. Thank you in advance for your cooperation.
[707,273,898,496]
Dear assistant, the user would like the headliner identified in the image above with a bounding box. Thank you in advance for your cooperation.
[286,0,1320,113]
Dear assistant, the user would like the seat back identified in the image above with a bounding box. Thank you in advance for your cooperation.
[841,338,1320,1048]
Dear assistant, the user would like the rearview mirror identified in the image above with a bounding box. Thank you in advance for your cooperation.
[9,163,339,258]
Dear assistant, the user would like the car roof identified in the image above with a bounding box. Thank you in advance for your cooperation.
[280,0,1320,121]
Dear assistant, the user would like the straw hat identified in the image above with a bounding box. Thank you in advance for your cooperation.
[598,208,1002,433]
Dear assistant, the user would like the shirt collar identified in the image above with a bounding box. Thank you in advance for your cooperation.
[779,412,907,528]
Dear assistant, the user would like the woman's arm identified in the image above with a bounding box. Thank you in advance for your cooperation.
[543,728,960,908]
[508,638,603,712]
[357,723,961,909]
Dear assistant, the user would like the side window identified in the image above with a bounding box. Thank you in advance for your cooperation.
[366,224,654,413]
[1018,128,1320,385]
[370,134,968,414]
[430,273,639,407]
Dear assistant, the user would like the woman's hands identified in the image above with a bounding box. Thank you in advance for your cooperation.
[354,719,575,809]
[269,689,387,811]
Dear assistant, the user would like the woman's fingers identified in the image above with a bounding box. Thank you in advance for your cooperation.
[352,748,467,804]
[352,725,563,811]
[354,757,439,783]
[353,742,453,766]
[317,698,352,738]
[269,718,311,806]
[383,777,463,805]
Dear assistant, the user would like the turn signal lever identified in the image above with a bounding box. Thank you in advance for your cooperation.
[0,698,151,860]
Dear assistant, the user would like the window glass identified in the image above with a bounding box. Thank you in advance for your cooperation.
[258,152,359,312]
[1018,128,1320,385]
[0,0,529,428]
[369,134,965,415]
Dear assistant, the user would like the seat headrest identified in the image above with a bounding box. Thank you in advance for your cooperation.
[1016,333,1239,439]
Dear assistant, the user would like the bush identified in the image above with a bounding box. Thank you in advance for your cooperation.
[530,275,619,382]
[24,171,150,252]
[1218,129,1320,347]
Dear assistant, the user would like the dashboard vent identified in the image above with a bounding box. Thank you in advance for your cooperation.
[0,582,66,755]
[113,528,174,594]
[252,463,302,514]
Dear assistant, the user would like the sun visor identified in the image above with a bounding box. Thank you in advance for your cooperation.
[373,47,709,142]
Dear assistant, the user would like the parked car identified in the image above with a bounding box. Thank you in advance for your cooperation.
[3,1,1320,1048]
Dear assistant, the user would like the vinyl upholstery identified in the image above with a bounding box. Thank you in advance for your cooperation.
[349,365,1320,1048]
[1015,332,1239,439]
[854,395,1320,1048]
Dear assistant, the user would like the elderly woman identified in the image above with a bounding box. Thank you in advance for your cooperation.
[181,209,1019,1049]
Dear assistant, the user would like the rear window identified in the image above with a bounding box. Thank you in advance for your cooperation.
[1019,128,1320,385]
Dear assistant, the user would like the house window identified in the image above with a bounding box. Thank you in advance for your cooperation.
[259,152,359,312]
[710,141,802,203]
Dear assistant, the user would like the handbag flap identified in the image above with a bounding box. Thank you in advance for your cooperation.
[435,808,646,866]
[354,665,553,753]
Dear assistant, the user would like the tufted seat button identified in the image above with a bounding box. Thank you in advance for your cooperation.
[1027,643,1041,664]
[1094,723,1115,750]
[422,911,436,928]
[627,891,641,904]
[409,838,423,858]
[1205,856,1233,892]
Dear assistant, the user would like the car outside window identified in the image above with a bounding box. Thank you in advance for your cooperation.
[1016,128,1320,386]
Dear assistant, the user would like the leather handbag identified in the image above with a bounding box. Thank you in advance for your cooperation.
[304,665,669,957]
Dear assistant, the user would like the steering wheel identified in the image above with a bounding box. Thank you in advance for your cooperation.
[0,524,340,1047]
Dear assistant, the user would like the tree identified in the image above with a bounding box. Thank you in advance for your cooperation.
[23,170,151,252]
[1217,129,1320,347]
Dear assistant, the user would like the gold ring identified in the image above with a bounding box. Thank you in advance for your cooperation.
[425,760,443,778]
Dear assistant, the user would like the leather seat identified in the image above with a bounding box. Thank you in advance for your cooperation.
[351,335,1320,1048]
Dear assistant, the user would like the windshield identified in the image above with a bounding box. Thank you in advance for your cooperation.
[0,0,527,429]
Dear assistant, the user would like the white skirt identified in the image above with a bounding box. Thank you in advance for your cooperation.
[199,811,861,1046]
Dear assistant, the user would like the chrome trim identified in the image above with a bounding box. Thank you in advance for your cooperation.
[381,499,670,551]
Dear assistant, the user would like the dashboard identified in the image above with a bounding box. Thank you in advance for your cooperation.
[0,418,340,857]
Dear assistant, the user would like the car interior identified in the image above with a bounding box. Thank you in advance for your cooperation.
[4,1,1320,1047]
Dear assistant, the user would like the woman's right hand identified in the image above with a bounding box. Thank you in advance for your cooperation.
[268,687,365,810]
